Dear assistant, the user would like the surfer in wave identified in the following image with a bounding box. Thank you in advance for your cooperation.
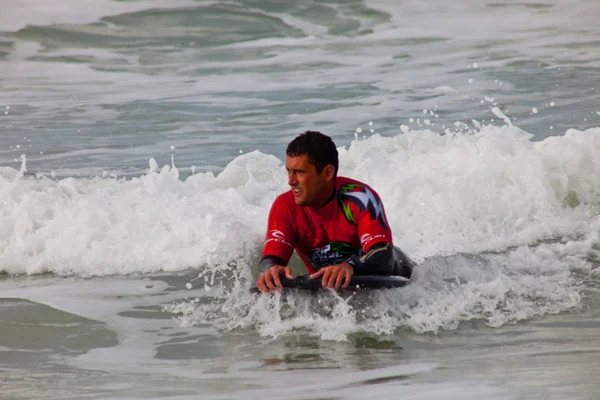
[256,131,414,293]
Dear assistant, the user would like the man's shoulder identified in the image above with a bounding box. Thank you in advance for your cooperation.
[336,176,364,187]
[272,190,295,209]
[336,176,379,196]
[336,176,390,229]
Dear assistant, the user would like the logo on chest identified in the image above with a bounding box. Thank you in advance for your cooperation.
[310,242,358,268]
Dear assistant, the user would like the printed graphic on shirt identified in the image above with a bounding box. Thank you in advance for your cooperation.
[310,241,358,269]
[265,229,293,249]
[360,233,389,247]
[338,183,389,230]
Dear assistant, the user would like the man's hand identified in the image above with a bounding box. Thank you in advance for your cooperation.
[256,265,293,293]
[309,262,354,289]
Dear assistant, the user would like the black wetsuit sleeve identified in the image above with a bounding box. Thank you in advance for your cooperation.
[259,255,288,273]
[345,242,395,275]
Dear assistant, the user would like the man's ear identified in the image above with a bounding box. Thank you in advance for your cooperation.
[324,164,335,181]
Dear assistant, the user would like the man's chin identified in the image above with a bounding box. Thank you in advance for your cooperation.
[293,195,307,206]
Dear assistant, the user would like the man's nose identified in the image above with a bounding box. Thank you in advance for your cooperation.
[288,171,297,186]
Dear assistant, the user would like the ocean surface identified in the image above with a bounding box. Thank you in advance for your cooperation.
[1,0,600,399]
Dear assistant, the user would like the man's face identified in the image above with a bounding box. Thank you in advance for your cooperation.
[286,154,329,207]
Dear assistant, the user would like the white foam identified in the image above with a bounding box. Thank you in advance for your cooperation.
[0,150,284,275]
[3,126,600,277]
[162,125,600,338]
[175,232,585,339]
[491,107,512,126]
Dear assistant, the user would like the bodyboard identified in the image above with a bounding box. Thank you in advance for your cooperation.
[250,275,409,293]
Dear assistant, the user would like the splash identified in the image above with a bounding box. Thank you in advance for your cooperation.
[2,125,600,278]
[167,124,600,339]
[170,238,585,340]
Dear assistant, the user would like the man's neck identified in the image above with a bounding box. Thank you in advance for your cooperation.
[309,181,337,210]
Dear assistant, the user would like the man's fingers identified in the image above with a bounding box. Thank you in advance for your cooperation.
[272,269,283,289]
[341,271,351,288]
[264,271,277,291]
[285,267,293,279]
[319,268,329,287]
[322,268,334,288]
[335,271,347,288]
[256,266,292,293]
[310,269,325,279]
[309,264,354,289]
[256,274,268,293]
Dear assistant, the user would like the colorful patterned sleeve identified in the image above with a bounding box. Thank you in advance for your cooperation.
[340,183,393,253]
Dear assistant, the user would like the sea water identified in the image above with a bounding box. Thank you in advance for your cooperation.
[1,1,600,399]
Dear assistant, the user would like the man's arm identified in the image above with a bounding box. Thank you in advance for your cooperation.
[345,184,396,275]
[345,242,395,275]
[259,255,288,273]
[257,195,296,292]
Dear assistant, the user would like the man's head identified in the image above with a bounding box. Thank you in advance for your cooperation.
[285,131,338,207]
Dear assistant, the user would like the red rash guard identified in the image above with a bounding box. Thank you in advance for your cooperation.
[261,176,393,274]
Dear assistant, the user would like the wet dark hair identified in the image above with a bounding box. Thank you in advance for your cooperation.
[286,131,339,175]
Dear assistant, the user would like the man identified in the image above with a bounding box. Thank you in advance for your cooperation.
[256,131,414,293]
